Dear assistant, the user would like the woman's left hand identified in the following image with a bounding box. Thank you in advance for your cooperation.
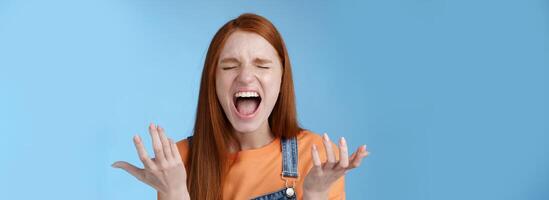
[303,133,369,200]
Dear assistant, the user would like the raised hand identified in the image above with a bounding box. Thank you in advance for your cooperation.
[303,133,369,200]
[112,124,190,200]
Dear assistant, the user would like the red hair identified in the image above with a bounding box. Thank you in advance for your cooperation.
[187,13,302,200]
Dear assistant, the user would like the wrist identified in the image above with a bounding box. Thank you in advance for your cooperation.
[159,189,190,200]
[302,189,328,200]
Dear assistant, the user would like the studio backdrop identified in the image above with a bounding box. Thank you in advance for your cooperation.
[0,0,547,199]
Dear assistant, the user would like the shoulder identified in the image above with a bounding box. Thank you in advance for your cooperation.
[297,130,337,151]
[296,130,323,145]
[176,136,191,151]
[296,130,341,160]
[175,136,192,166]
[176,135,191,146]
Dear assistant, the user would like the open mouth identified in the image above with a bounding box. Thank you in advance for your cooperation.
[233,91,262,118]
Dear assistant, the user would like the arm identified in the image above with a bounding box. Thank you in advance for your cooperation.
[158,191,190,200]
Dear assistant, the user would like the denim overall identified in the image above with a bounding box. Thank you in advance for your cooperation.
[251,136,298,200]
[187,136,299,200]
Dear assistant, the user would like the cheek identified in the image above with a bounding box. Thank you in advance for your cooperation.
[215,72,233,102]
[262,71,283,103]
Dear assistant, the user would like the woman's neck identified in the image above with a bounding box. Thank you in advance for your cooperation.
[232,120,274,151]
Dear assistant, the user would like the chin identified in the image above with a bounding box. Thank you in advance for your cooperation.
[230,120,263,134]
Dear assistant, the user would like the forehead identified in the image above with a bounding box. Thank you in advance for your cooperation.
[219,31,279,60]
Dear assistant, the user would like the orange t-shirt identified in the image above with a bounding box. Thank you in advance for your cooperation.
[161,130,345,200]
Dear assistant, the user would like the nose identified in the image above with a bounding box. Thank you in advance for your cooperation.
[236,64,256,84]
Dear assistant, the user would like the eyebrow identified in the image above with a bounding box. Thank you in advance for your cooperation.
[219,57,240,64]
[219,57,273,65]
[254,58,273,65]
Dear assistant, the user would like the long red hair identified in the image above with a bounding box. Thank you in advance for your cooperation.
[187,13,302,200]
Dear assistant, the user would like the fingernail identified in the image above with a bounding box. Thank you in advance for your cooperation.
[323,133,329,141]
[341,137,346,145]
[111,162,119,168]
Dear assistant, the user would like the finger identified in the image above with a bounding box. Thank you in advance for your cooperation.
[322,133,336,168]
[133,135,155,168]
[149,123,167,164]
[348,145,359,161]
[348,145,364,161]
[348,151,358,163]
[170,139,183,164]
[348,145,369,169]
[349,152,368,169]
[112,161,145,181]
[157,125,173,161]
[312,144,322,167]
[336,137,349,169]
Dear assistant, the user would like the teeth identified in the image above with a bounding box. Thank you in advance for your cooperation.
[235,91,259,98]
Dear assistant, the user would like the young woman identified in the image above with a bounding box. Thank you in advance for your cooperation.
[112,13,369,200]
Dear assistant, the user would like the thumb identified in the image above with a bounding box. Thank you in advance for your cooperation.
[112,161,144,180]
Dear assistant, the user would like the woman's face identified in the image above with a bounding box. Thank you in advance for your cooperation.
[216,31,283,134]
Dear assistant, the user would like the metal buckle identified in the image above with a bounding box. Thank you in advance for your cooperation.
[283,178,297,198]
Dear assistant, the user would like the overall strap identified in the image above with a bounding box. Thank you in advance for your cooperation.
[281,136,299,178]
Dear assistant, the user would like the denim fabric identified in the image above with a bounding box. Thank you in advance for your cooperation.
[251,187,296,200]
[251,136,298,200]
[281,137,299,178]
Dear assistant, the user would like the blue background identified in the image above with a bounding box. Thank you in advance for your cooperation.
[1,0,547,199]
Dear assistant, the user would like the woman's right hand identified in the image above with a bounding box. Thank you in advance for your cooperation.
[112,123,190,200]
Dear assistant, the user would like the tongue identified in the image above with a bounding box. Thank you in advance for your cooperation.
[236,99,258,115]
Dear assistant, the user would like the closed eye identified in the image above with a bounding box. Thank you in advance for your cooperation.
[222,66,237,70]
[258,65,270,69]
